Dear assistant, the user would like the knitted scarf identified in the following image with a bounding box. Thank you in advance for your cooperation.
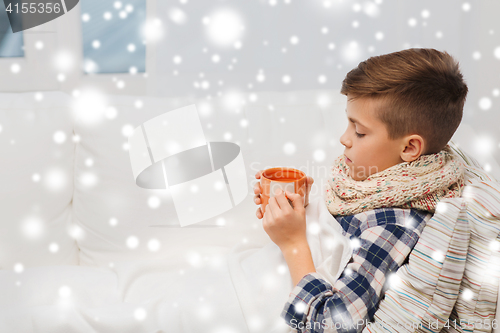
[325,144,465,216]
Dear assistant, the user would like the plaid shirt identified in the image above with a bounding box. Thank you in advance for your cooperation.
[281,207,433,333]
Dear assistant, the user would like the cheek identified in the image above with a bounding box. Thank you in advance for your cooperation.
[352,144,375,167]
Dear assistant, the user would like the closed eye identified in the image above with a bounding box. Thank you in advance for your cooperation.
[349,121,365,138]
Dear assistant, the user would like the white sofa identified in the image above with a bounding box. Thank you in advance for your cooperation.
[1,90,499,332]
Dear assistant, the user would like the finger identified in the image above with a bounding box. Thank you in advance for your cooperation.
[285,190,305,210]
[263,205,273,225]
[253,181,262,195]
[256,207,263,219]
[266,196,277,218]
[273,188,292,210]
[306,176,314,189]
[273,188,287,209]
[254,196,261,204]
[305,177,312,205]
[255,170,263,179]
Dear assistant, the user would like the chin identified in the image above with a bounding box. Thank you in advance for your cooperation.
[350,171,366,181]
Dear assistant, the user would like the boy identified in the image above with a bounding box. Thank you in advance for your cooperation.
[253,48,467,332]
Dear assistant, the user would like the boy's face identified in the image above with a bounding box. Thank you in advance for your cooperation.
[340,96,405,181]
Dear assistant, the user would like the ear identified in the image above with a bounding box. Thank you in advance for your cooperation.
[400,135,425,162]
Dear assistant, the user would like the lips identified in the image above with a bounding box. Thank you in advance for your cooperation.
[345,155,352,163]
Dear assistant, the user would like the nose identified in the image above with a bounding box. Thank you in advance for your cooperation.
[340,128,351,148]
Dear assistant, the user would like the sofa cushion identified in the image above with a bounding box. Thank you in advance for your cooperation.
[71,92,264,266]
[0,91,79,268]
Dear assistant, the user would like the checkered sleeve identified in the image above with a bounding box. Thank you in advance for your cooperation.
[280,208,431,333]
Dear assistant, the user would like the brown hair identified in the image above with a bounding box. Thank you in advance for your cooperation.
[340,48,468,154]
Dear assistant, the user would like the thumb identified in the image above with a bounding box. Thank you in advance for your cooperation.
[285,190,304,210]
[306,176,314,190]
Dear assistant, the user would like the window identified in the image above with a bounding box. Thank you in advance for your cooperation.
[0,1,24,58]
[81,0,146,74]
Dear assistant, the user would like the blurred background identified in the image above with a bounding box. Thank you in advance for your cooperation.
[1,0,500,176]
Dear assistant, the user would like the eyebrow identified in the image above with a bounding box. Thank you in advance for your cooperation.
[345,109,368,129]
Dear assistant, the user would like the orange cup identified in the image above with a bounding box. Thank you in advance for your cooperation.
[260,167,308,214]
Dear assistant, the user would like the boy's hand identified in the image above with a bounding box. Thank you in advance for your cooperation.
[253,170,314,220]
[262,188,307,250]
